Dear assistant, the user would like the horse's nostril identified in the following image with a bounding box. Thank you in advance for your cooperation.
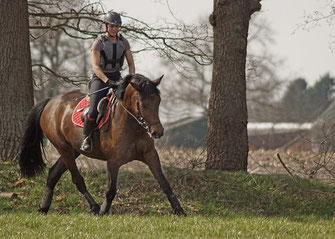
[152,131,162,139]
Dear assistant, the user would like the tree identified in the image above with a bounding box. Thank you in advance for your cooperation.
[245,16,284,122]
[302,73,335,121]
[299,1,335,49]
[280,74,335,122]
[31,27,90,101]
[280,78,307,122]
[29,0,101,101]
[0,0,34,161]
[205,0,261,171]
[27,0,212,101]
[159,15,283,123]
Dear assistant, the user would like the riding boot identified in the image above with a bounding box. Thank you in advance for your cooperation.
[80,115,95,152]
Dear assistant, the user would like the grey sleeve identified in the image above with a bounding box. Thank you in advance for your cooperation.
[91,38,103,51]
[123,38,131,51]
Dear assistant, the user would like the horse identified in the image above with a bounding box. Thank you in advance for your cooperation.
[18,74,186,216]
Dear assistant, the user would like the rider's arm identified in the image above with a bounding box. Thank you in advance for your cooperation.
[91,49,109,83]
[125,50,135,75]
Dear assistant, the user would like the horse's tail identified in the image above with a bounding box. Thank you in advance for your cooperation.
[19,98,51,178]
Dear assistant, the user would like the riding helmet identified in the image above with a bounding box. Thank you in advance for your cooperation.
[104,11,122,26]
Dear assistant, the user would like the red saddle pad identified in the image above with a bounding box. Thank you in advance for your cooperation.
[72,97,113,129]
[72,98,88,128]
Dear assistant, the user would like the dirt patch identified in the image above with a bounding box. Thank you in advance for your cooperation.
[44,146,335,185]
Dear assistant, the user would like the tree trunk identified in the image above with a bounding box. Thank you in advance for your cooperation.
[206,0,261,171]
[0,0,34,161]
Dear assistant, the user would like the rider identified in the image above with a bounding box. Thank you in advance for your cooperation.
[80,11,135,152]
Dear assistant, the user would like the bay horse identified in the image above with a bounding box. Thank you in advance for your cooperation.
[18,74,185,216]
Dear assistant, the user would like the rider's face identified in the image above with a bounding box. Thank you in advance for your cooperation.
[107,24,120,37]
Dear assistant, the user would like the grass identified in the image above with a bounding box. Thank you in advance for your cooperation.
[1,160,335,238]
[1,213,335,238]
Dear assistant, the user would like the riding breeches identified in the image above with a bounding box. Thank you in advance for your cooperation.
[87,72,121,119]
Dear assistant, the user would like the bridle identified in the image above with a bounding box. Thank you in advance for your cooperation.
[136,93,161,129]
[117,92,161,136]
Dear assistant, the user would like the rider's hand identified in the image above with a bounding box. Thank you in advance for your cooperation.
[107,79,119,89]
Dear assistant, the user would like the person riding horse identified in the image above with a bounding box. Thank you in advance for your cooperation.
[81,11,136,152]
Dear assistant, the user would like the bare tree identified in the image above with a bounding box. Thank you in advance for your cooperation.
[31,26,91,101]
[298,0,335,49]
[246,15,284,122]
[28,0,102,100]
[159,19,212,122]
[159,14,283,123]
[27,0,213,101]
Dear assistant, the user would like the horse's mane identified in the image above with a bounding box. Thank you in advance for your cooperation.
[115,74,160,100]
[115,74,132,99]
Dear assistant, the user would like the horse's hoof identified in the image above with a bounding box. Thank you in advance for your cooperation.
[99,210,110,216]
[174,207,187,217]
[90,205,100,215]
[38,206,49,215]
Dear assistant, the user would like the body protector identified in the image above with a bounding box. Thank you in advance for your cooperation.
[99,34,126,73]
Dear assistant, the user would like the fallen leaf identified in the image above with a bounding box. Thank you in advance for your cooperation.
[56,195,66,201]
[12,179,25,187]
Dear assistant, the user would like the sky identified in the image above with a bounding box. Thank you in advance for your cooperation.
[100,0,335,85]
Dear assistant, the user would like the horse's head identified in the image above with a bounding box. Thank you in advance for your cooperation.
[120,74,164,139]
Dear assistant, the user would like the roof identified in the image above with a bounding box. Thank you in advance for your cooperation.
[248,122,312,134]
[160,117,312,148]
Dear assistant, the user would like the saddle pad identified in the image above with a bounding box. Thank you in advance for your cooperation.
[72,96,114,129]
[72,98,89,127]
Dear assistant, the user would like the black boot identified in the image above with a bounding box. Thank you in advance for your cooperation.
[80,116,95,152]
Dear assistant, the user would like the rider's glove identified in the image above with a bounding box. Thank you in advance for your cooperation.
[107,79,119,89]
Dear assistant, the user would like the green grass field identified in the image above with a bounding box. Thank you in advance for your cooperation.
[1,160,335,238]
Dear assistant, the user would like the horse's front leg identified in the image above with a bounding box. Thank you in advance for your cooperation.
[144,149,186,216]
[100,161,119,215]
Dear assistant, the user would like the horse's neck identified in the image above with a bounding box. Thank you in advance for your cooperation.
[117,100,133,118]
[120,87,137,118]
[112,87,140,130]
[114,97,137,125]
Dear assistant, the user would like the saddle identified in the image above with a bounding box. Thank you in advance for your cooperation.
[72,92,117,132]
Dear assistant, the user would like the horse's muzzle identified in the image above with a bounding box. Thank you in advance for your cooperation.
[150,125,164,139]
[151,130,164,139]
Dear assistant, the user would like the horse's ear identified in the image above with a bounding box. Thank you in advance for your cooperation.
[153,75,164,86]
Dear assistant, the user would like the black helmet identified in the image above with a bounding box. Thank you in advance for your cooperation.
[103,11,122,26]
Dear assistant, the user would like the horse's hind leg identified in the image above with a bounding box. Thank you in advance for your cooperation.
[63,153,100,214]
[99,161,119,215]
[39,157,68,214]
[144,150,186,216]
